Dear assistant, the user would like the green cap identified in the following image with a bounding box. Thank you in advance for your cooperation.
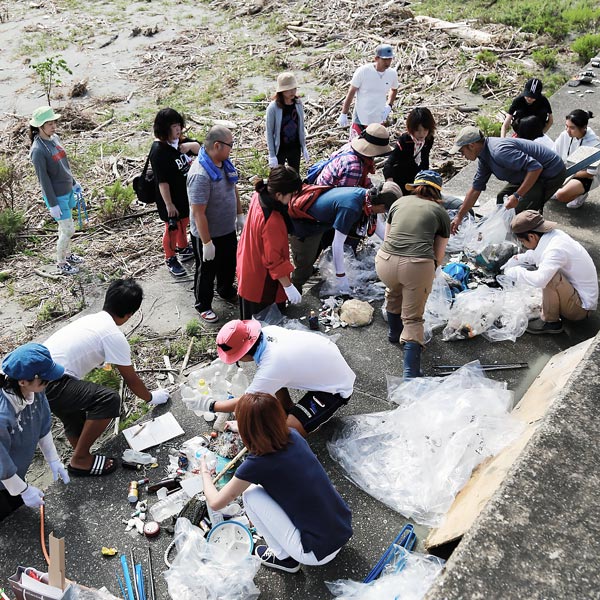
[30,106,61,127]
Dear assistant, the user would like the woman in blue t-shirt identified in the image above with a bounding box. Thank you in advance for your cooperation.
[201,392,352,573]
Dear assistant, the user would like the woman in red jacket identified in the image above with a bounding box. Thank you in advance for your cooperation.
[237,166,303,319]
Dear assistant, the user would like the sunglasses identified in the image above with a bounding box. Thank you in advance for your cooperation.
[218,140,234,148]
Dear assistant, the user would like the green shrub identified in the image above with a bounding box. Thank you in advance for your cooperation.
[185,319,203,337]
[475,50,497,66]
[0,158,22,211]
[0,209,24,259]
[476,115,502,137]
[572,34,600,64]
[85,366,121,390]
[99,180,135,220]
[532,47,558,69]
[469,73,500,94]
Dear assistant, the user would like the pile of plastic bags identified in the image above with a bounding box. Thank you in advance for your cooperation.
[328,363,524,526]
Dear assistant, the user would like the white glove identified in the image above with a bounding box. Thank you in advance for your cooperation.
[303,148,310,163]
[268,156,279,168]
[335,275,352,295]
[48,460,70,484]
[500,256,520,271]
[202,241,216,261]
[149,389,170,406]
[337,113,349,127]
[503,266,520,281]
[21,485,45,508]
[73,182,83,195]
[184,394,213,413]
[236,214,246,234]
[381,104,392,122]
[49,205,62,219]
[283,284,302,304]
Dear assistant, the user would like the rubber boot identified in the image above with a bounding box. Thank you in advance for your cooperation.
[403,341,422,381]
[386,312,403,344]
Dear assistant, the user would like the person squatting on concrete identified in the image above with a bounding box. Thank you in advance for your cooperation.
[44,279,170,477]
[149,108,200,277]
[550,109,600,210]
[501,78,553,138]
[375,170,450,380]
[201,319,356,438]
[266,72,309,173]
[29,106,85,276]
[237,166,303,320]
[502,210,598,335]
[383,107,436,196]
[200,392,353,573]
[337,44,398,139]
[449,126,566,235]
[289,181,402,296]
[0,344,69,521]
[187,125,245,324]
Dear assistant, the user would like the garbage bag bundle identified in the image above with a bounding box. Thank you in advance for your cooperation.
[463,205,516,259]
[328,363,522,526]
[326,547,444,600]
[446,209,476,253]
[423,268,453,344]
[476,241,519,272]
[164,518,260,600]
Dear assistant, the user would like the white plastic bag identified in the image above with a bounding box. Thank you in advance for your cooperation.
[423,267,453,343]
[328,362,523,526]
[164,518,260,600]
[464,205,515,257]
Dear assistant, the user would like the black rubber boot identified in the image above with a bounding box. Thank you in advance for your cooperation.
[386,312,403,344]
[403,341,422,381]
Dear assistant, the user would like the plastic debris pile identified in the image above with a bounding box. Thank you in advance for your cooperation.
[328,362,524,526]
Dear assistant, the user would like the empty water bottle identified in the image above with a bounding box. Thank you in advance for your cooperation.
[211,372,229,401]
[230,367,249,397]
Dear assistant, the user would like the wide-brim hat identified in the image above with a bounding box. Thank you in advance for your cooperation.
[216,319,262,364]
[405,169,443,192]
[351,124,393,157]
[2,343,64,381]
[511,210,556,234]
[30,106,61,127]
[276,72,298,93]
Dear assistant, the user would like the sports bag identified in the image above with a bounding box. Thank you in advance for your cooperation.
[132,153,158,204]
[287,184,332,220]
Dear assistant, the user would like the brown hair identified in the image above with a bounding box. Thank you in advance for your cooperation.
[272,91,297,108]
[235,392,290,456]
[406,107,436,139]
[414,184,442,201]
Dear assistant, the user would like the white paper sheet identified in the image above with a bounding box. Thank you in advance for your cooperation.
[122,412,185,451]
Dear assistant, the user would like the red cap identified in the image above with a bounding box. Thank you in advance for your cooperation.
[216,319,262,364]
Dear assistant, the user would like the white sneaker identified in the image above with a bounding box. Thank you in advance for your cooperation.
[66,253,85,264]
[566,193,588,209]
[57,263,79,275]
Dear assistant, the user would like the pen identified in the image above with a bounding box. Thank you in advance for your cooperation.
[132,418,155,438]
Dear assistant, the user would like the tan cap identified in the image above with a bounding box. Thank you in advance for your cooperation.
[450,126,484,154]
[511,210,557,234]
[350,124,393,157]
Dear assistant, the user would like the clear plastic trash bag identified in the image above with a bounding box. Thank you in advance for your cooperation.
[464,205,516,258]
[164,518,260,600]
[328,362,523,526]
[423,267,453,344]
[446,210,476,253]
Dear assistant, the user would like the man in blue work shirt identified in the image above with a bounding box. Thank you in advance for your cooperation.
[449,126,566,234]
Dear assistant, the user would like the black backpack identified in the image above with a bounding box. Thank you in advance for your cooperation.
[132,153,159,204]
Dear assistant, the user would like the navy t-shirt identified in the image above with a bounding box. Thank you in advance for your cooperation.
[236,429,353,560]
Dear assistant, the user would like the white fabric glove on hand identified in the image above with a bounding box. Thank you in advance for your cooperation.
[21,485,45,508]
[236,214,246,234]
[48,460,70,484]
[381,104,392,122]
[49,205,62,219]
[283,284,302,304]
[184,394,213,413]
[149,389,170,406]
[503,266,521,281]
[202,241,216,261]
[337,113,349,127]
[303,148,310,163]
[335,275,352,295]
[500,256,521,271]
[268,156,279,168]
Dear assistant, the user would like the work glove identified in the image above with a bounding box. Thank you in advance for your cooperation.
[73,182,83,195]
[149,389,170,406]
[48,460,70,484]
[268,156,279,168]
[202,241,216,261]
[49,205,62,219]
[500,256,521,271]
[283,283,302,304]
[236,214,246,235]
[183,394,214,413]
[335,275,352,295]
[381,104,393,122]
[502,266,521,281]
[21,485,45,508]
[302,148,310,163]
[337,113,349,127]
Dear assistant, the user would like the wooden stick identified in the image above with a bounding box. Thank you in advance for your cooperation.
[180,338,195,376]
[212,447,248,484]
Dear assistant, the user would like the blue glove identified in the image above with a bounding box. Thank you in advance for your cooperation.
[73,182,83,195]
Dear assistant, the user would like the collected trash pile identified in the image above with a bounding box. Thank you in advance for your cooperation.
[328,362,524,526]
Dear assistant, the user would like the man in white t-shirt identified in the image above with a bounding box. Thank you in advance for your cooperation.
[44,279,169,476]
[338,44,399,139]
[194,320,356,437]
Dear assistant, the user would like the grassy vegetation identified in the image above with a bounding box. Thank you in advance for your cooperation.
[84,365,121,390]
[572,34,600,63]
[0,209,24,259]
[99,180,135,220]
[476,115,502,137]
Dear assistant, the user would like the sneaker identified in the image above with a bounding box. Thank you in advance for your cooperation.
[198,309,219,323]
[526,318,564,335]
[176,245,194,263]
[57,262,79,275]
[566,193,588,209]
[66,253,85,264]
[255,545,301,573]
[166,256,186,277]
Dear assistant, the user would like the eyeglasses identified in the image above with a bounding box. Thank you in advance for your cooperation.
[218,140,234,148]
[35,377,49,385]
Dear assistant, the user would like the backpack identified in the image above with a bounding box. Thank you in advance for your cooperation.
[287,184,332,220]
[303,150,354,184]
[132,153,159,204]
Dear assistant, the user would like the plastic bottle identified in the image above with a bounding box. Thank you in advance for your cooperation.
[308,310,319,331]
[197,378,210,396]
[149,488,189,521]
[230,368,249,397]
[213,412,230,433]
[122,449,157,465]
[210,372,229,401]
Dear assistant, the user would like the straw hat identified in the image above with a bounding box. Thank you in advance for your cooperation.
[350,124,393,157]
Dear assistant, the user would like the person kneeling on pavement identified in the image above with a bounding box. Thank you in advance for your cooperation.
[502,210,598,334]
[201,392,353,573]
[196,319,355,437]
[1,344,69,521]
